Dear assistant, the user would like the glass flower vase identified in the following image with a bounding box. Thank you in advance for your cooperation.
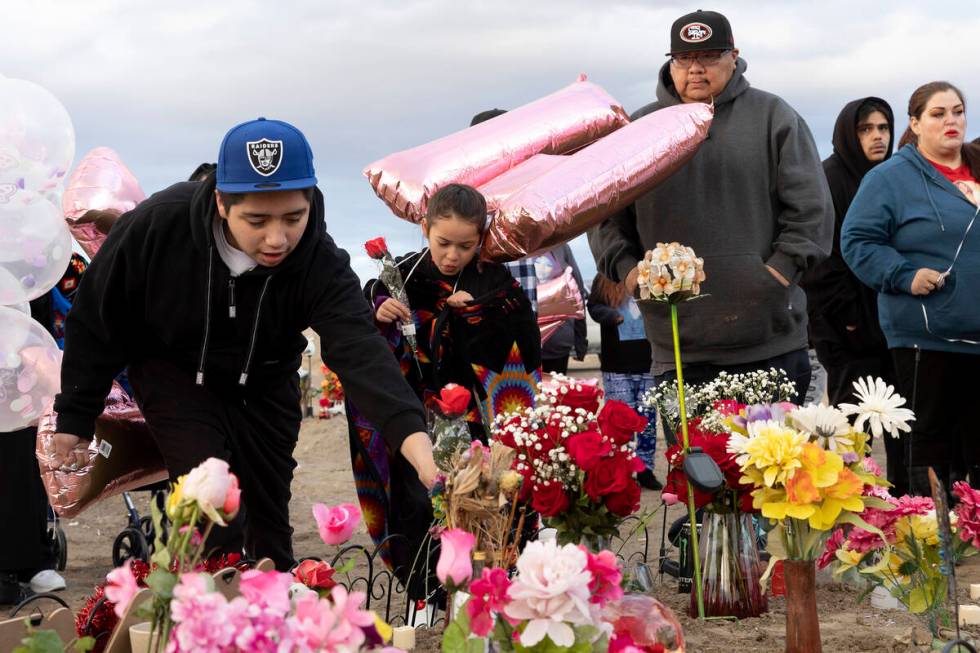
[689,509,767,619]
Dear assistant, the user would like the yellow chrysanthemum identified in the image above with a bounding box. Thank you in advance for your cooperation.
[742,420,807,487]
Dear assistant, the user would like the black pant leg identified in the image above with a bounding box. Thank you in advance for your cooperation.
[0,427,47,576]
[129,361,245,559]
[542,356,570,375]
[228,378,301,571]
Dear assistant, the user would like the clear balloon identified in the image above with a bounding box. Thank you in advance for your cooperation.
[0,194,72,303]
[0,305,61,431]
[0,77,75,202]
[62,147,145,258]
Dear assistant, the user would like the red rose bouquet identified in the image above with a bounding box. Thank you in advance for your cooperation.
[493,374,646,545]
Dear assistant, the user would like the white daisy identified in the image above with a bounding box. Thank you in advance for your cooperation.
[839,376,915,438]
[788,404,854,451]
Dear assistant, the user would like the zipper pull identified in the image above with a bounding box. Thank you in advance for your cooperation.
[228,278,236,318]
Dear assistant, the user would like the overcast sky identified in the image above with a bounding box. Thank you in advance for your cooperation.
[4,0,980,283]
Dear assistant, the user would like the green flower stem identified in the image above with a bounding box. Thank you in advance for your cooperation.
[671,303,705,619]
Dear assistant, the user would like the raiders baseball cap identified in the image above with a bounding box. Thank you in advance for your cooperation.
[216,117,317,193]
[666,9,735,55]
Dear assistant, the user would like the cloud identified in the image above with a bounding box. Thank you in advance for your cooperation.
[3,0,978,284]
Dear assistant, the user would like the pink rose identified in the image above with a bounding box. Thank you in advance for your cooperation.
[105,563,140,619]
[312,502,362,546]
[436,528,476,588]
[223,475,241,519]
[661,492,680,506]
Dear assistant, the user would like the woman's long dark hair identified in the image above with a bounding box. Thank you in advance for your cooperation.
[899,81,980,179]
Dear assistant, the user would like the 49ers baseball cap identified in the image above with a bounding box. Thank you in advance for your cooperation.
[666,9,735,55]
[216,117,317,193]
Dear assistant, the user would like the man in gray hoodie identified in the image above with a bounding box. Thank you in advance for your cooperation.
[589,9,833,402]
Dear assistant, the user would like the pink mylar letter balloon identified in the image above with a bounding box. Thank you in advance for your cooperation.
[62,147,145,258]
[0,305,62,430]
[481,102,714,263]
[536,266,584,344]
[363,76,629,224]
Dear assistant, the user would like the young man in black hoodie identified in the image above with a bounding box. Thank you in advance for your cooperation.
[801,98,903,489]
[50,118,437,570]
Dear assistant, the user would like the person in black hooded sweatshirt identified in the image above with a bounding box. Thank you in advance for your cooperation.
[801,97,904,489]
[49,118,438,570]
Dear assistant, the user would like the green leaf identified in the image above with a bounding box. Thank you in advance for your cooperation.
[14,629,65,653]
[144,569,178,600]
[73,637,96,653]
[442,623,466,653]
[466,638,487,653]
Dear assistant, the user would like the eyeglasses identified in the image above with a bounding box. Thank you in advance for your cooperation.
[670,50,731,69]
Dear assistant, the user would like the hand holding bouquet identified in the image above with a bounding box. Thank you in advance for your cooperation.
[365,236,420,363]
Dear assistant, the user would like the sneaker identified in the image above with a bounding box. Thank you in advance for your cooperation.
[637,469,663,491]
[29,569,66,593]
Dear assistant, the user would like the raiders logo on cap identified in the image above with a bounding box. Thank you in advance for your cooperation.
[246,138,284,177]
[680,22,712,43]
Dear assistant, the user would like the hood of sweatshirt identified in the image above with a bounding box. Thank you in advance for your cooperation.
[829,97,895,182]
[655,56,751,109]
[187,172,327,279]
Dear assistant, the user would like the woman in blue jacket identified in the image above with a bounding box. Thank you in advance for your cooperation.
[842,81,980,495]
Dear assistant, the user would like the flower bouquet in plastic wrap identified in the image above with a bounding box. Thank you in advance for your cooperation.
[364,236,420,369]
[492,374,647,547]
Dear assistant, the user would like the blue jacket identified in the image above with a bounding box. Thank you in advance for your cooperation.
[841,144,980,353]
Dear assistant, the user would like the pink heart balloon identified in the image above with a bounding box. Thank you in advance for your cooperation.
[62,147,145,258]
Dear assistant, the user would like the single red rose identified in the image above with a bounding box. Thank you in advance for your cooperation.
[433,384,471,418]
[531,480,570,518]
[294,559,337,591]
[566,430,611,472]
[584,457,630,501]
[364,237,389,260]
[558,383,603,414]
[604,481,641,517]
[598,400,648,445]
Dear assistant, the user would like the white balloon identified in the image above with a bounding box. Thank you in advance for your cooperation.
[0,194,72,303]
[0,77,75,203]
[0,305,61,431]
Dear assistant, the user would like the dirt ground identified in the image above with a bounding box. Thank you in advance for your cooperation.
[18,355,980,652]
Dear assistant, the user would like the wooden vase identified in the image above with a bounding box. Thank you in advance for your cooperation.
[783,560,821,653]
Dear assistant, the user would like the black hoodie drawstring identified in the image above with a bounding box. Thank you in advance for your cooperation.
[196,247,216,386]
[196,246,274,387]
[239,275,272,386]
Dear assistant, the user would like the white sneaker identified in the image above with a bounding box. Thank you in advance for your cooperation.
[29,570,66,593]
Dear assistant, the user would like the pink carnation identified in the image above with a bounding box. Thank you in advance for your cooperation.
[954,481,980,549]
[817,528,846,570]
[861,457,883,477]
[846,504,900,553]
[239,570,294,615]
[583,548,623,607]
[168,573,237,653]
[467,568,512,637]
[105,563,140,619]
[893,495,934,517]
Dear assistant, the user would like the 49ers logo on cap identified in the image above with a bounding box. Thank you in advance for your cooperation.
[680,22,712,43]
[246,138,283,176]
